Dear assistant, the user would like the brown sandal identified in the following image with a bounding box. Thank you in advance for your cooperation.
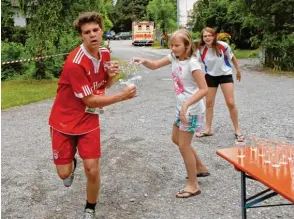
[195,132,213,138]
[176,189,201,198]
[186,172,210,179]
[235,134,245,142]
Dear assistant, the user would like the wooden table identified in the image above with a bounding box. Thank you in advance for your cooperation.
[216,147,294,219]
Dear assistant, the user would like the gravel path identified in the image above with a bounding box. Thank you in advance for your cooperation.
[2,43,294,218]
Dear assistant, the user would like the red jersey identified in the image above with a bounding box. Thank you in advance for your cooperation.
[49,44,110,135]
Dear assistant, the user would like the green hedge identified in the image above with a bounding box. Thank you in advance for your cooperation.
[1,41,32,80]
[1,33,82,81]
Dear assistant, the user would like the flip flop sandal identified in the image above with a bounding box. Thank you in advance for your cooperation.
[235,134,245,142]
[186,172,210,179]
[195,132,213,138]
[176,189,201,198]
[197,172,210,177]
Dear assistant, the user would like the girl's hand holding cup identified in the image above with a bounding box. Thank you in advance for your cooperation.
[132,57,145,65]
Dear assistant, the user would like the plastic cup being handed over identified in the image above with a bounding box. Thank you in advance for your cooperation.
[132,57,145,65]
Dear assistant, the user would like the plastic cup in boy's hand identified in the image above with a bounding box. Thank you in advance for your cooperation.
[121,85,137,100]
[104,61,119,78]
[104,61,113,71]
[114,59,142,97]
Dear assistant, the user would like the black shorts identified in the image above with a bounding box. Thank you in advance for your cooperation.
[205,74,233,87]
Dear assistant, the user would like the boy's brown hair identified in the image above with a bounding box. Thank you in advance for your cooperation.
[73,12,104,34]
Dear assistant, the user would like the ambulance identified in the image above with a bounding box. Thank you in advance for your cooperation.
[132,21,155,46]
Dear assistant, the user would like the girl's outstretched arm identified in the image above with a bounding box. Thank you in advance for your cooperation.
[133,56,170,70]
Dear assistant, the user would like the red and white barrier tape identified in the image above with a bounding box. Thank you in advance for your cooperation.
[1,53,69,65]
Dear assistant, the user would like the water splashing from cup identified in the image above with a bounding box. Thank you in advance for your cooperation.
[116,60,142,95]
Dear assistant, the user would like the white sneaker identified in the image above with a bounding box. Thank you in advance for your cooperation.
[63,157,77,187]
[84,208,95,219]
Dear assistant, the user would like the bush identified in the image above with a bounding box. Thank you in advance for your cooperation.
[23,32,81,80]
[261,34,294,71]
[1,41,30,80]
[57,33,80,54]
[191,32,200,40]
[48,33,80,78]
[11,26,28,45]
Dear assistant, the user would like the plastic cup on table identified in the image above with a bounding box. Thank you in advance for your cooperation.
[278,144,288,165]
[264,145,273,164]
[236,140,246,158]
[250,136,258,152]
[257,141,265,157]
[271,147,281,168]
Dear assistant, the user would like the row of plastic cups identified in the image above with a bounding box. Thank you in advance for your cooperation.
[253,142,294,167]
[236,140,294,168]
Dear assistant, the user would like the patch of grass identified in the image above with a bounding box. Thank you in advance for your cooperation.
[234,49,259,59]
[151,40,162,49]
[1,80,58,109]
[111,57,120,61]
[266,68,294,78]
[151,41,259,59]
[1,57,137,110]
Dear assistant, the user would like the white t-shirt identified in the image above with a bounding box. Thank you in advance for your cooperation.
[167,53,205,116]
[196,41,234,76]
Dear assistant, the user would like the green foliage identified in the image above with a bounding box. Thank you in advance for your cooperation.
[1,0,28,44]
[190,0,256,49]
[2,0,113,81]
[151,40,161,49]
[111,0,151,32]
[146,0,177,33]
[1,41,32,80]
[246,0,294,70]
[1,0,14,26]
[20,0,111,79]
[190,0,294,70]
[191,32,200,40]
[261,34,294,71]
[26,0,63,55]
[57,0,113,30]
[234,49,259,59]
[11,27,28,45]
[58,34,81,54]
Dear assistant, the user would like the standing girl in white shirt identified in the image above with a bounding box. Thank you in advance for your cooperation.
[133,29,209,198]
[195,27,244,142]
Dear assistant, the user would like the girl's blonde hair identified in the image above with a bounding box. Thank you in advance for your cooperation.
[168,29,196,58]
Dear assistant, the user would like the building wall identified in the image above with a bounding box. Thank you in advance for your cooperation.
[178,0,198,28]
[12,8,27,27]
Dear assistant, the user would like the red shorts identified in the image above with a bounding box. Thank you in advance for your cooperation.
[50,128,101,165]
